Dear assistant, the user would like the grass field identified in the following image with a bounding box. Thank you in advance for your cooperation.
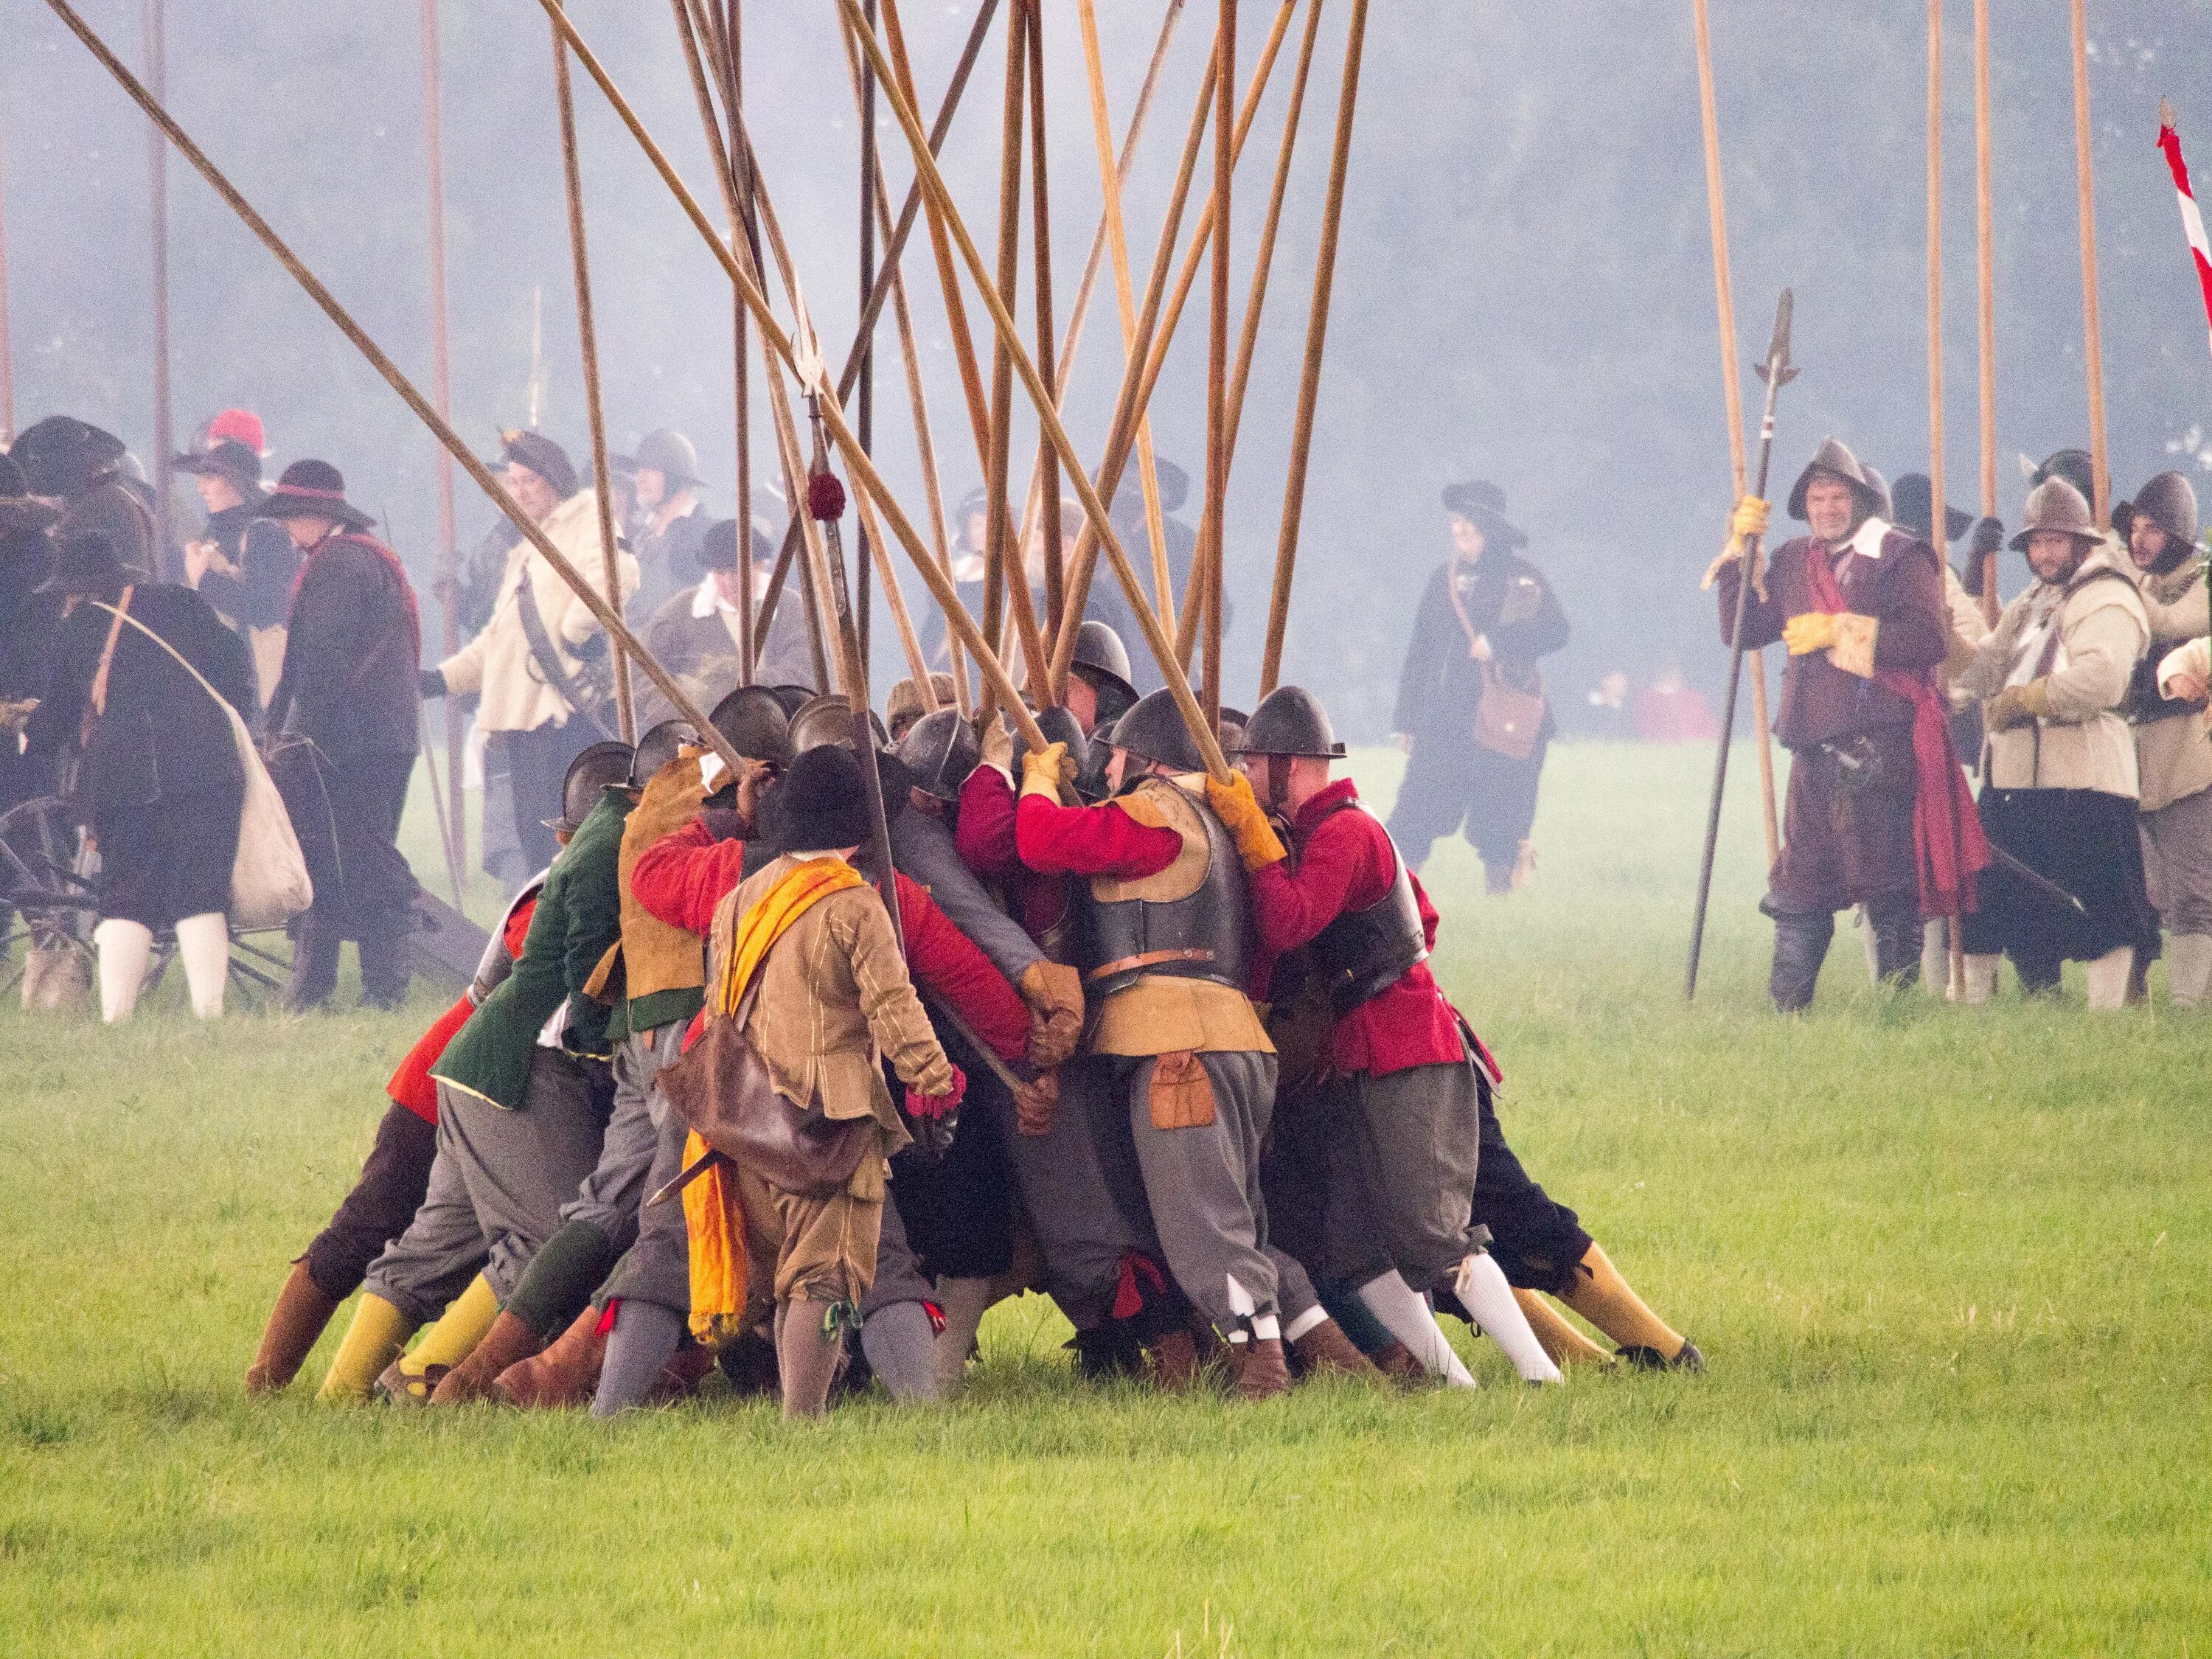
[2,740,2208,1655]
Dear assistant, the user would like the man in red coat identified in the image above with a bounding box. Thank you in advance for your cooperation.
[1711,437,1959,1010]
[1240,686,1702,1376]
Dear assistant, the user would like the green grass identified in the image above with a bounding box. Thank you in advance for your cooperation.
[2,740,2208,1655]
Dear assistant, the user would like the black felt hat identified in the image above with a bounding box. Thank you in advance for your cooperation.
[765,742,874,852]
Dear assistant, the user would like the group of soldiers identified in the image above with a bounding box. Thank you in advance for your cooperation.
[1711,435,2212,1012]
[239,609,1697,1414]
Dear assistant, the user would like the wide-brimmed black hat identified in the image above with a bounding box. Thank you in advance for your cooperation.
[764,742,874,853]
[1113,456,1190,518]
[1891,473,1971,543]
[697,516,777,573]
[11,415,127,498]
[0,453,62,535]
[260,459,374,530]
[1439,479,1528,549]
[490,430,580,501]
[173,439,264,494]
[617,428,705,490]
[37,532,125,595]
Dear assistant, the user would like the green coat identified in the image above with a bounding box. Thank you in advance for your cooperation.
[433,786,632,1110]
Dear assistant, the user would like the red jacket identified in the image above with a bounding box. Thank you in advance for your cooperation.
[631,821,1031,1062]
[1248,779,1467,1079]
[956,765,1079,944]
[385,895,537,1124]
[1011,785,1183,880]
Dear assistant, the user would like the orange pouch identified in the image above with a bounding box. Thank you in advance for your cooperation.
[1149,1050,1217,1130]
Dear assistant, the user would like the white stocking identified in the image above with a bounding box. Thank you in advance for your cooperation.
[93,918,153,1024]
[173,912,230,1019]
[1453,1253,1565,1385]
[1961,953,2002,1006]
[2083,945,2135,1012]
[2166,933,2212,1009]
[1354,1270,1475,1388]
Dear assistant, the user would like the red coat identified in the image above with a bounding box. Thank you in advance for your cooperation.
[630,821,1031,1062]
[1010,786,1182,880]
[955,765,1077,943]
[384,895,538,1124]
[1246,779,1467,1079]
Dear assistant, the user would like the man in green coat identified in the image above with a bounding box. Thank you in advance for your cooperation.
[317,742,635,1402]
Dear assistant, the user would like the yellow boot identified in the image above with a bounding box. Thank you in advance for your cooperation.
[316,1294,414,1402]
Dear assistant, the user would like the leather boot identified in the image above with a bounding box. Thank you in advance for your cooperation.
[493,1307,606,1409]
[1145,1325,1202,1389]
[776,1298,846,1420]
[246,1262,341,1394]
[1230,1336,1292,1402]
[1289,1317,1382,1382]
[283,916,342,1013]
[647,1343,718,1405]
[1767,908,1834,1013]
[430,1310,544,1405]
[1867,894,1923,988]
[357,917,411,1012]
[1368,1339,1427,1386]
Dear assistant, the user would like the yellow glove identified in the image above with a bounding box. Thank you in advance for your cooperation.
[1782,611,1840,656]
[978,710,1015,775]
[1205,771,1288,872]
[1732,495,1770,543]
[1986,678,2055,732]
[1020,741,1076,801]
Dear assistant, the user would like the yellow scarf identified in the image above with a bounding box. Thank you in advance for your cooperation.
[685,857,866,1346]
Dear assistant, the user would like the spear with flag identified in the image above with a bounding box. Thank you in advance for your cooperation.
[2156,98,2212,766]
[1687,288,1798,1002]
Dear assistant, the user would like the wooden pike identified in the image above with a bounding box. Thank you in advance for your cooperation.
[552,0,636,743]
[1690,0,1781,868]
[2069,0,2110,521]
[143,0,174,566]
[417,0,467,875]
[0,116,13,442]
[846,0,1234,778]
[1929,0,1964,998]
[1200,0,1233,727]
[1027,0,1065,643]
[41,0,752,776]
[1974,0,1999,627]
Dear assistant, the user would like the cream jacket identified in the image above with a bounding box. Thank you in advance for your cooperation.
[2132,565,2212,813]
[437,489,639,734]
[1957,546,2147,798]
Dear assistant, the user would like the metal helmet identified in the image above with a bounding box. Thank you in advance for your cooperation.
[1215,706,1251,755]
[894,707,981,803]
[1016,704,1101,802]
[1787,436,1884,523]
[627,719,698,788]
[1071,619,1138,706]
[788,692,889,757]
[766,683,815,720]
[2030,448,2098,502]
[2010,478,2101,552]
[2114,470,2199,557]
[706,686,795,766]
[1857,463,1893,522]
[1106,689,1208,776]
[1239,686,1346,759]
[547,740,636,835]
[627,427,703,488]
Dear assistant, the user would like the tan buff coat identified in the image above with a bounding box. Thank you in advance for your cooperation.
[2133,564,2212,813]
[1957,545,2148,797]
[706,852,955,1198]
[611,757,712,1005]
[437,488,639,734]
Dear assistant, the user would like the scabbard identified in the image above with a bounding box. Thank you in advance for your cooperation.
[646,1144,731,1208]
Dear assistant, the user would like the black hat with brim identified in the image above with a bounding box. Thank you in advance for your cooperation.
[490,431,580,501]
[763,743,874,853]
[262,459,374,531]
[173,440,263,493]
[0,453,62,534]
[1891,473,1972,543]
[1439,480,1528,550]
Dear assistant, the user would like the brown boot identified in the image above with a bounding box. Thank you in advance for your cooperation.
[430,1310,544,1405]
[1369,1339,1427,1386]
[1290,1317,1382,1382]
[1146,1326,1203,1389]
[246,1262,341,1395]
[1231,1336,1292,1402]
[647,1343,718,1405]
[493,1307,607,1409]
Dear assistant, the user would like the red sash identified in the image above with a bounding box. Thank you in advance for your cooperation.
[1802,539,1987,917]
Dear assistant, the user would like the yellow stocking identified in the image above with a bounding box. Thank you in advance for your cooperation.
[316,1294,414,1402]
[1557,1242,1685,1360]
[399,1274,500,1375]
[1512,1287,1613,1368]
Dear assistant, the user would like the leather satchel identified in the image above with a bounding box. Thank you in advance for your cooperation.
[657,975,874,1198]
[1472,661,1545,762]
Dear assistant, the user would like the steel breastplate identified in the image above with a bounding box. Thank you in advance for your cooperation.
[1307,803,1427,1015]
[1081,779,1251,1001]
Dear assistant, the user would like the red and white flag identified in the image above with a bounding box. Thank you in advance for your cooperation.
[2157,102,2212,362]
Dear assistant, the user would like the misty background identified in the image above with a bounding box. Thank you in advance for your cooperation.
[5,0,2211,737]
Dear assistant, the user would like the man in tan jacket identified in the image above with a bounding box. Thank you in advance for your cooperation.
[1955,479,2155,1007]
[421,431,639,872]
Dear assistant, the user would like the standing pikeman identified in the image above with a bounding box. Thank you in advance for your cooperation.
[1388,481,1568,894]
[618,428,710,625]
[1711,439,1966,1011]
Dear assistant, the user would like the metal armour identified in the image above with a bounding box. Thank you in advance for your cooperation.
[470,871,549,1004]
[1082,778,1251,1001]
[1304,802,1428,1015]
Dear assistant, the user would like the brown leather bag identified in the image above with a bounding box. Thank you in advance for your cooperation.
[1473,661,1545,762]
[658,975,874,1198]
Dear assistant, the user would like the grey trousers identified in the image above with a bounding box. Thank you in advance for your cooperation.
[361,1052,609,1324]
[594,1063,692,1316]
[998,1056,1152,1326]
[2141,786,2212,936]
[860,1189,933,1317]
[554,1024,679,1252]
[1114,1049,1283,1335]
[1336,1056,1485,1295]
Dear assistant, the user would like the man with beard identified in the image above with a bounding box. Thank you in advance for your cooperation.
[175,435,298,703]
[1388,481,1568,894]
[1712,438,1978,1011]
[1954,479,2154,1007]
[2116,473,2212,1006]
[10,416,157,579]
[619,428,710,625]
[259,461,423,1011]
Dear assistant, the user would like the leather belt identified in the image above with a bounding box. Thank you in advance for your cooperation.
[1086,947,1217,983]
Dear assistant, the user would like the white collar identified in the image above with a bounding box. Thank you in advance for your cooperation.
[1846,517,1891,561]
[691,575,727,619]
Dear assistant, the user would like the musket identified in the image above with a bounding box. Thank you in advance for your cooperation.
[1686,288,1798,1002]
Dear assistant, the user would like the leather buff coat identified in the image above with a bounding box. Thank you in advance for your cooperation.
[2132,561,2212,814]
